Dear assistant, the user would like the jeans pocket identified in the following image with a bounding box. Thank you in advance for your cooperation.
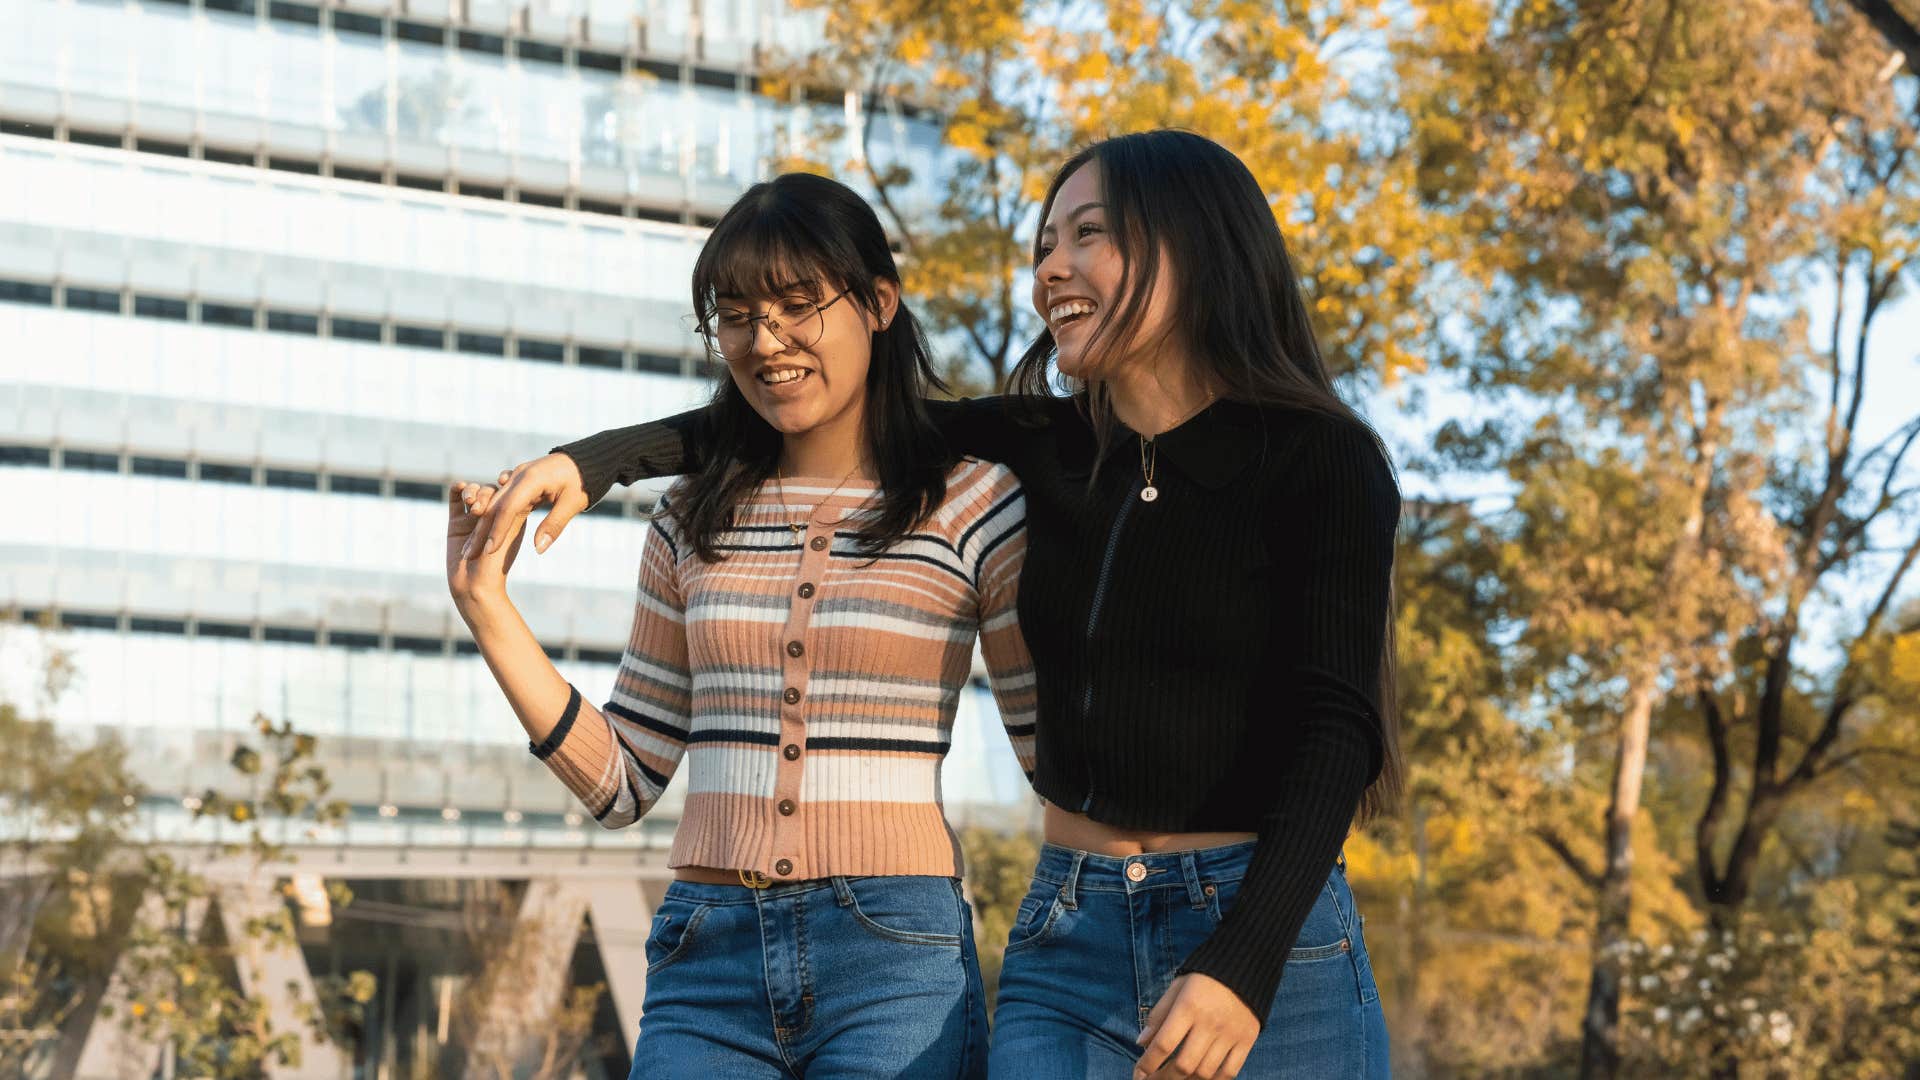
[842,876,964,947]
[645,901,710,972]
[1002,880,1067,954]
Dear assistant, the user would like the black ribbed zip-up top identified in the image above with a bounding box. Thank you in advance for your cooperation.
[555,394,1401,1020]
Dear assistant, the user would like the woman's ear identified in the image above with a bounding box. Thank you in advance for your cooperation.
[872,278,900,331]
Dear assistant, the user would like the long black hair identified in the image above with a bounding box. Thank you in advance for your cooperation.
[1012,129,1405,820]
[666,172,950,561]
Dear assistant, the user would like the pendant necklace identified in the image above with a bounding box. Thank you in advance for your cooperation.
[774,460,865,540]
[1138,388,1215,503]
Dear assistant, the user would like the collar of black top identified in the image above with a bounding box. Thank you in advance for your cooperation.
[1058,398,1269,490]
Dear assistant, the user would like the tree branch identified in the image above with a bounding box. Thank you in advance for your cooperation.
[1533,825,1602,889]
[1694,686,1733,899]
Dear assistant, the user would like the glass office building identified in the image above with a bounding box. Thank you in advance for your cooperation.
[0,1,1022,1075]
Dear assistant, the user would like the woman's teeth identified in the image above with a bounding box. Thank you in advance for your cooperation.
[760,368,810,385]
[1049,300,1097,326]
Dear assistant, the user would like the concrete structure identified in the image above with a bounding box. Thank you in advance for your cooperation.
[0,0,1026,1074]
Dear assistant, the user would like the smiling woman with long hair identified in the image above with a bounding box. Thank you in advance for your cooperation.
[445,171,1034,1079]
[465,131,1400,1080]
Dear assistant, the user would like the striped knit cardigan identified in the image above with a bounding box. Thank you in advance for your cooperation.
[532,457,1036,880]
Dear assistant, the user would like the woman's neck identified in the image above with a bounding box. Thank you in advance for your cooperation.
[1104,351,1220,437]
[778,415,872,482]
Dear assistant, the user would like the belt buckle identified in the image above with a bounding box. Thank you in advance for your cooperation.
[738,869,771,889]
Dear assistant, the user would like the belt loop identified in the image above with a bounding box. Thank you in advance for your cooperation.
[1061,851,1087,910]
[830,877,854,907]
[1180,852,1206,909]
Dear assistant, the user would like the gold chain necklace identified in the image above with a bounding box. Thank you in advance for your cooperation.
[1138,388,1215,504]
[774,460,866,540]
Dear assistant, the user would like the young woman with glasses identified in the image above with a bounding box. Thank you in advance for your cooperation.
[463,130,1400,1080]
[445,171,1034,1079]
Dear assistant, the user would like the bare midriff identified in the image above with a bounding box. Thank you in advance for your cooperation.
[1044,804,1256,856]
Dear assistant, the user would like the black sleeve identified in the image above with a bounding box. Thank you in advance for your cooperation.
[551,410,711,507]
[1175,417,1399,1021]
[556,396,1042,507]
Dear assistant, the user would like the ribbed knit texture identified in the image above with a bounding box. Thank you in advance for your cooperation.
[554,395,1399,1020]
[532,457,1035,881]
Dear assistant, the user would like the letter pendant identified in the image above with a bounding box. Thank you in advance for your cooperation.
[1140,485,1159,503]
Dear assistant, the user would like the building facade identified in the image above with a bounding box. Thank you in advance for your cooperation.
[0,0,1026,1075]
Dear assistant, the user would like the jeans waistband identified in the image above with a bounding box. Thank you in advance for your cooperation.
[1029,841,1347,903]
[662,874,957,906]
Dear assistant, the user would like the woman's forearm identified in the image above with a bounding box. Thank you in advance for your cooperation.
[458,595,576,745]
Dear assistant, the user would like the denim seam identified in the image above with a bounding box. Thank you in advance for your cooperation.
[839,880,965,947]
[645,904,711,974]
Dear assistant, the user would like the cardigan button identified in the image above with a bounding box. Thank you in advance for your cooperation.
[783,743,801,760]
[783,687,801,704]
[778,799,796,816]
[809,536,828,551]
[775,859,793,876]
[797,582,815,599]
[786,640,804,658]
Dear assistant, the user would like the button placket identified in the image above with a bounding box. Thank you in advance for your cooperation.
[769,514,833,880]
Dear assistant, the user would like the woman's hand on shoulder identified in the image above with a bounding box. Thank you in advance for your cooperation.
[460,452,591,563]
[446,482,525,614]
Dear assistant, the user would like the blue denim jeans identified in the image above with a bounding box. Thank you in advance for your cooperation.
[628,875,988,1079]
[988,842,1390,1078]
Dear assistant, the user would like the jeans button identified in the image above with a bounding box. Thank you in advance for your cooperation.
[1126,862,1147,883]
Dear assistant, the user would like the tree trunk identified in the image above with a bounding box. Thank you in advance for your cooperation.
[1579,669,1659,1080]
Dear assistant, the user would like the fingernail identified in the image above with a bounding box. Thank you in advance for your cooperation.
[535,534,551,554]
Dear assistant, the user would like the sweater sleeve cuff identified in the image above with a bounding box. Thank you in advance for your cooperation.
[528,685,583,760]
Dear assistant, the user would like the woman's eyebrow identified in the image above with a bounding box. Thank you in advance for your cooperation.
[1039,202,1106,234]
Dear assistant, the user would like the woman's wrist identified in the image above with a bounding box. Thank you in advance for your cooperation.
[455,588,515,630]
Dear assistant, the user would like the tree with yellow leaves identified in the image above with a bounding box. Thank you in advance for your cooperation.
[1403,0,1919,1074]
[765,0,1436,391]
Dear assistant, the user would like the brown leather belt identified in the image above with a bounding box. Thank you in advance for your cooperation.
[675,866,776,889]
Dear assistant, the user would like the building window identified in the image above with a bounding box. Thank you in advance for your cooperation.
[61,612,121,631]
[455,332,506,356]
[134,295,190,321]
[517,338,566,363]
[131,616,189,636]
[518,40,565,65]
[392,635,445,656]
[64,450,121,473]
[201,302,258,328]
[0,279,54,306]
[634,353,684,376]
[578,345,625,370]
[265,468,321,491]
[578,49,622,73]
[457,30,506,55]
[0,446,54,467]
[577,648,624,666]
[267,310,321,335]
[200,462,255,485]
[329,316,383,342]
[64,287,122,313]
[396,20,445,44]
[327,474,384,496]
[132,456,189,479]
[331,165,384,185]
[330,631,381,651]
[134,139,192,158]
[66,130,122,149]
[393,324,446,350]
[392,480,444,503]
[332,9,382,37]
[265,626,319,645]
[203,146,255,167]
[268,1,321,25]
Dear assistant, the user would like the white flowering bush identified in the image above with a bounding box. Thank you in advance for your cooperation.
[1619,878,1918,1078]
